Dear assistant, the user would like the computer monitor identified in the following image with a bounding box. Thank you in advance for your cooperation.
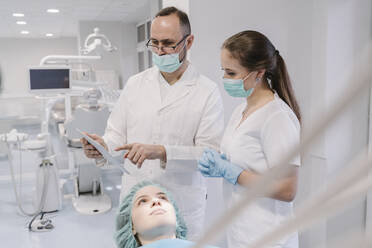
[29,67,71,93]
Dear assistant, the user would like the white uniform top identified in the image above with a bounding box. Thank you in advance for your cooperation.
[103,64,224,240]
[158,72,172,101]
[221,93,300,248]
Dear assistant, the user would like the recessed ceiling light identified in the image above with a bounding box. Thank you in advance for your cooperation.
[20,31,29,34]
[16,21,27,25]
[47,9,60,13]
[13,13,24,17]
[46,33,54,37]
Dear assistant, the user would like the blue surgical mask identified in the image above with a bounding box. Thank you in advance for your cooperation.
[152,44,186,73]
[223,73,254,98]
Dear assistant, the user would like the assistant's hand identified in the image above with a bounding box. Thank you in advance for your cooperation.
[80,133,108,159]
[198,148,222,177]
[198,148,243,185]
[115,143,166,168]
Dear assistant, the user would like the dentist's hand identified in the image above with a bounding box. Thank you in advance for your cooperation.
[115,143,166,168]
[198,148,243,185]
[80,133,108,159]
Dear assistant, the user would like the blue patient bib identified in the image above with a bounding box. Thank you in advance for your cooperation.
[141,238,219,248]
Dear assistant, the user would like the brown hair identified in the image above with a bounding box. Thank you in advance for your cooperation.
[155,7,191,35]
[223,30,301,123]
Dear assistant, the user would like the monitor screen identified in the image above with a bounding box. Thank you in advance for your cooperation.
[29,67,70,91]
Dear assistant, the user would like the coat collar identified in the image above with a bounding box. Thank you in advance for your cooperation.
[148,63,199,111]
[154,63,199,86]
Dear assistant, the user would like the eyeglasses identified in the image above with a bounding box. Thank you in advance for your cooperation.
[146,35,189,53]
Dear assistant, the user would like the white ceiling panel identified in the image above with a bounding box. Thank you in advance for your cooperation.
[0,0,150,38]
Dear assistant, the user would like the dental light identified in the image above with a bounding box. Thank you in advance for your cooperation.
[81,28,117,55]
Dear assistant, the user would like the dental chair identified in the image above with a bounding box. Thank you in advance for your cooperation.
[63,89,111,215]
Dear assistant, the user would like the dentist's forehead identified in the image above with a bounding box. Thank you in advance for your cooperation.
[150,14,183,41]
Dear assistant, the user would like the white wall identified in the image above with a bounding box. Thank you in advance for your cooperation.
[121,23,139,85]
[189,0,371,247]
[78,21,126,88]
[78,20,150,88]
[162,0,189,13]
[0,37,77,95]
[325,0,371,244]
[190,0,309,124]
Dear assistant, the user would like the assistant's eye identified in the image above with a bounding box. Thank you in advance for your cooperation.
[227,72,236,76]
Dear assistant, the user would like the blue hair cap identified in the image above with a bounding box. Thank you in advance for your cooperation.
[114,181,188,248]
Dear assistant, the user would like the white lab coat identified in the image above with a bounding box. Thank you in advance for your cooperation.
[103,64,224,240]
[221,94,300,248]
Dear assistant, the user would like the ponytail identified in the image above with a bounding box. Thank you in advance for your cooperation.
[271,53,302,123]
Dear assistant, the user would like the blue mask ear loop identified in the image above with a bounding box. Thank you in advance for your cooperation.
[178,40,188,64]
[241,72,258,91]
[243,73,262,98]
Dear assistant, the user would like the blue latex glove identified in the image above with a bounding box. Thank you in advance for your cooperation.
[198,148,243,185]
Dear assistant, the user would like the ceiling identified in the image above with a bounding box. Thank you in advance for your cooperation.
[0,0,151,38]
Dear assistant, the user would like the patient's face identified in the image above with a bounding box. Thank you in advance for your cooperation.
[131,186,177,237]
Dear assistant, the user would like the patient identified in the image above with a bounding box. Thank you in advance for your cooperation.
[115,181,217,248]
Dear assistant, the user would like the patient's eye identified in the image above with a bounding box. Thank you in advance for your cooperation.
[159,195,168,201]
[138,198,147,205]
